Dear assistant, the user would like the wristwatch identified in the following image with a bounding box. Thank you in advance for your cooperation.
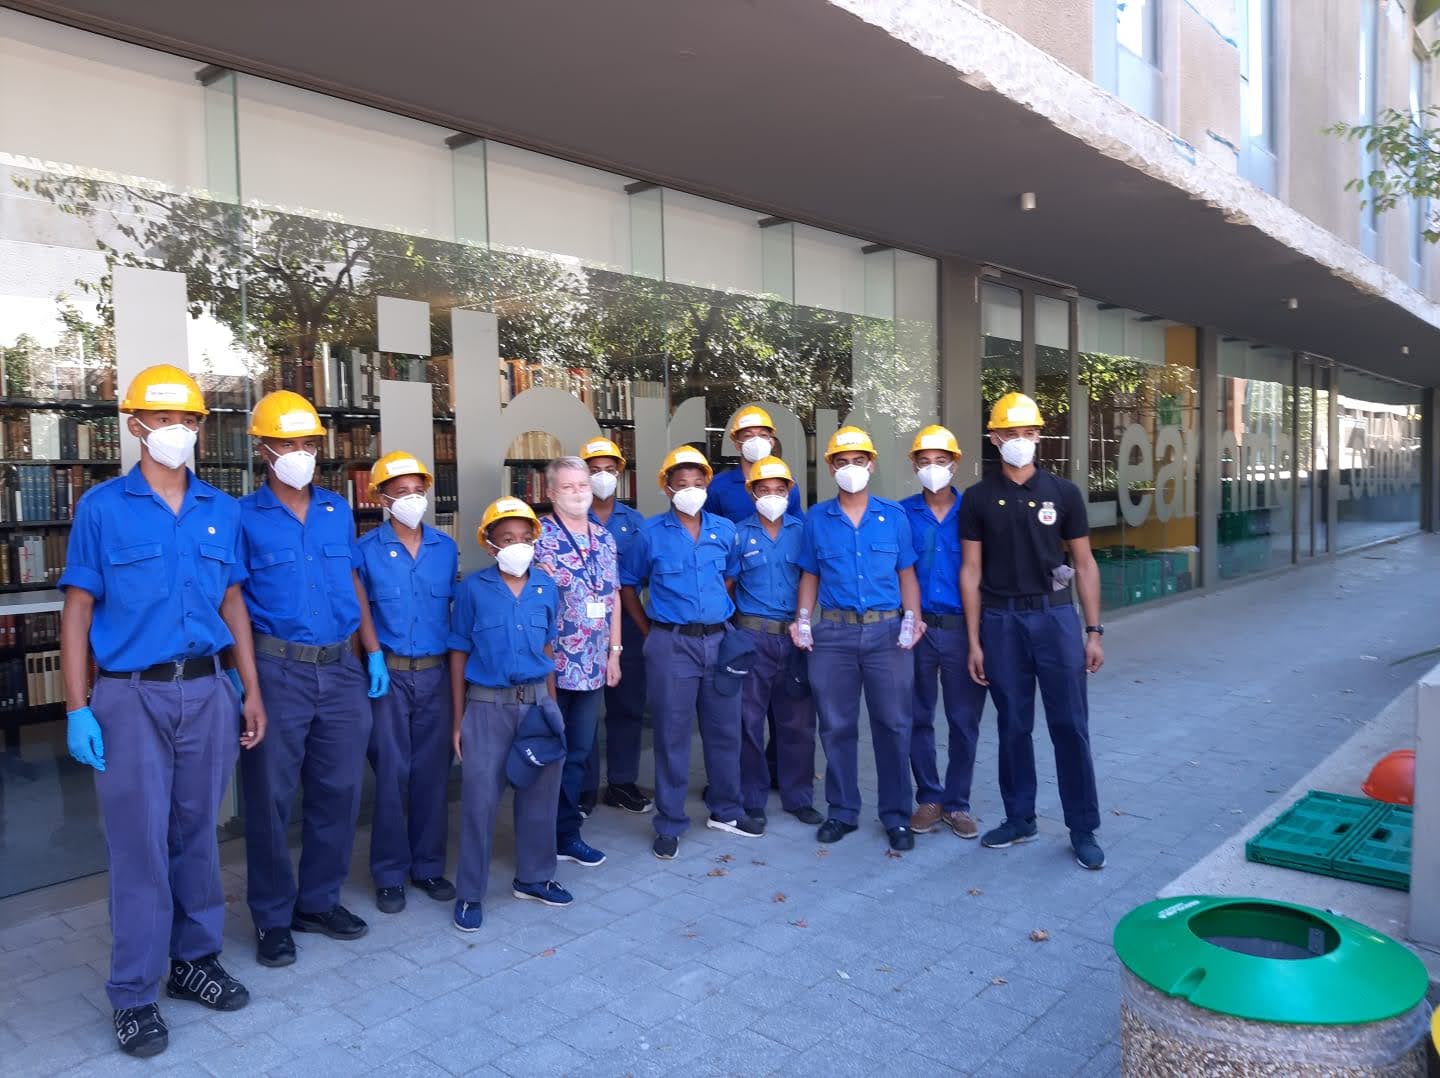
[1085,625,1104,636]
[610,644,624,653]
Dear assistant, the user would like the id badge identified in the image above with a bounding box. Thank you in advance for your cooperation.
[586,600,607,621]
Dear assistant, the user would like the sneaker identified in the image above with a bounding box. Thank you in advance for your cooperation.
[602,783,653,813]
[787,806,824,825]
[887,826,916,852]
[557,835,607,867]
[410,876,456,902]
[291,904,368,940]
[375,886,406,914]
[513,879,574,907]
[254,927,296,968]
[1072,831,1106,870]
[744,807,769,825]
[113,1003,168,1057]
[943,810,980,840]
[981,818,1039,849]
[910,802,943,833]
[578,790,598,819]
[707,814,764,837]
[653,834,679,860]
[166,954,249,1012]
[453,899,483,933]
[816,818,858,843]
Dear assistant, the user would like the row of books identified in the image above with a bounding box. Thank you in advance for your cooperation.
[432,463,459,514]
[196,465,251,499]
[3,465,113,524]
[0,346,116,403]
[200,417,252,461]
[0,413,121,461]
[506,432,563,460]
[0,650,63,711]
[497,360,662,423]
[506,466,552,504]
[0,534,66,586]
[0,612,59,650]
[326,423,381,461]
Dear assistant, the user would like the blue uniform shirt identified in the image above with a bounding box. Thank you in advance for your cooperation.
[900,488,964,615]
[589,500,647,565]
[621,510,736,625]
[726,514,805,621]
[59,465,246,672]
[707,467,803,524]
[797,495,917,614]
[356,521,458,658]
[238,482,362,645]
[448,566,558,687]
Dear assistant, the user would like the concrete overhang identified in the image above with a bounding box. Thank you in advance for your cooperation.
[6,0,1439,385]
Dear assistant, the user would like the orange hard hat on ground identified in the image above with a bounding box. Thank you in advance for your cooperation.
[1360,749,1414,806]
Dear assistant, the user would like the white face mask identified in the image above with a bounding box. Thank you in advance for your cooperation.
[137,419,196,470]
[740,436,774,463]
[669,486,708,516]
[916,463,953,493]
[755,494,788,522]
[386,492,428,530]
[998,437,1037,468]
[589,471,619,500]
[553,489,594,517]
[492,542,535,577]
[266,445,317,489]
[834,463,871,494]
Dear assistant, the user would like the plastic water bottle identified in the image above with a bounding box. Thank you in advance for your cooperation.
[898,610,917,648]
[795,609,814,649]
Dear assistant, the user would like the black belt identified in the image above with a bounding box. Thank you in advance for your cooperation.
[820,609,899,625]
[99,656,220,682]
[733,614,789,635]
[254,633,352,665]
[922,612,966,631]
[650,622,727,637]
[386,653,445,672]
[467,681,547,704]
[982,593,1071,612]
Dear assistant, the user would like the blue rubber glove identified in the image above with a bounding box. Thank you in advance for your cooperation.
[367,650,390,699]
[66,707,105,771]
[224,667,245,703]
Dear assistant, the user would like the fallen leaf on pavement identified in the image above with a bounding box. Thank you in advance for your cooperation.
[540,948,556,957]
[967,888,982,897]
[875,964,893,973]
[815,849,830,858]
[715,853,734,863]
[884,849,903,859]
[1029,929,1050,943]
[772,892,787,903]
[707,867,727,877]
[837,970,850,980]
[790,918,808,928]
[1111,808,1127,816]
[751,859,767,866]
[991,977,1008,985]
[683,930,699,940]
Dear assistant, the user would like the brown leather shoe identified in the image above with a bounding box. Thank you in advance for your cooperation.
[910,802,943,833]
[944,810,979,839]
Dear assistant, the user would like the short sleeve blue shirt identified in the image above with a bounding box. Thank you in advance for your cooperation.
[621,510,736,625]
[447,566,558,687]
[589,500,647,566]
[707,467,803,524]
[797,495,918,614]
[900,489,964,615]
[58,465,246,672]
[238,482,362,645]
[356,521,458,658]
[725,514,804,620]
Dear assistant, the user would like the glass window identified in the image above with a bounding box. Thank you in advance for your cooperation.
[1335,371,1423,549]
[1359,0,1380,253]
[1411,49,1430,274]
[1237,0,1278,191]
[1217,340,1293,578]
[980,283,1022,478]
[1035,295,1072,482]
[1116,0,1158,64]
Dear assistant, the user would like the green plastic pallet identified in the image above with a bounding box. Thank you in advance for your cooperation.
[1245,790,1411,891]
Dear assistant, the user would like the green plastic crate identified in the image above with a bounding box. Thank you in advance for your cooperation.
[1246,790,1411,891]
[1334,808,1412,891]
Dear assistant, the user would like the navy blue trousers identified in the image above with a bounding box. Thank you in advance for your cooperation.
[808,618,914,830]
[909,625,987,812]
[585,612,646,792]
[555,686,602,842]
[241,650,370,929]
[736,628,816,813]
[980,602,1101,833]
[90,665,238,1008]
[366,664,452,888]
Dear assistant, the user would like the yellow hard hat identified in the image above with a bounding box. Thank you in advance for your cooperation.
[250,390,326,439]
[910,424,961,458]
[729,406,775,437]
[580,436,627,469]
[987,392,1045,430]
[370,451,432,491]
[824,426,877,460]
[478,496,541,544]
[745,456,794,489]
[656,445,714,491]
[119,364,208,417]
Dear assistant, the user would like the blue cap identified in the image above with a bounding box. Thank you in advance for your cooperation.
[713,630,756,697]
[506,696,566,788]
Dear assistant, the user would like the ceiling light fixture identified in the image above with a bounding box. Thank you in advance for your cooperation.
[1019,192,1037,212]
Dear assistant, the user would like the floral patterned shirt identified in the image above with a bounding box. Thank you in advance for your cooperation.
[533,515,619,691]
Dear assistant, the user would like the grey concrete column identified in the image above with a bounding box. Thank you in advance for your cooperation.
[1422,386,1439,533]
[1326,364,1340,552]
[1196,325,1219,588]
[939,257,983,486]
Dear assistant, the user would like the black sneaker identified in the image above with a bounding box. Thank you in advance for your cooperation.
[114,1003,168,1057]
[255,927,296,968]
[653,834,679,860]
[376,886,406,914]
[291,905,368,940]
[1072,831,1106,870]
[166,954,249,1012]
[886,826,915,852]
[601,783,653,813]
[787,806,824,826]
[981,817,1039,849]
[816,819,858,843]
[744,807,769,825]
[410,876,456,902]
[706,814,764,837]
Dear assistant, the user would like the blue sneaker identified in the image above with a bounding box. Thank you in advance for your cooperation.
[452,899,483,933]
[556,836,606,867]
[1071,831,1106,870]
[512,879,573,907]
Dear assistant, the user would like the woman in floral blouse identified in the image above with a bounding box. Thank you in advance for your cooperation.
[533,456,623,869]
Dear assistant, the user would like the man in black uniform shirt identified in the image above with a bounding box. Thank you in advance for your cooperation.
[958,392,1107,870]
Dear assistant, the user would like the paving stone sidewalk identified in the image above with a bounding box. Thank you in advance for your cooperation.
[3,535,1438,1077]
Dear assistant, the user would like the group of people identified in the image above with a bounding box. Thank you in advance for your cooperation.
[60,367,1107,1059]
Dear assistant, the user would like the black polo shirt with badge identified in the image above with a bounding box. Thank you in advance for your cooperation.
[958,467,1088,599]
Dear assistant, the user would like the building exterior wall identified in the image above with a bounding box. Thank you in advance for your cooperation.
[976,0,1095,77]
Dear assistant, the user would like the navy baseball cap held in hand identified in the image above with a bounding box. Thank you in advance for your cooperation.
[713,631,756,697]
[506,695,567,788]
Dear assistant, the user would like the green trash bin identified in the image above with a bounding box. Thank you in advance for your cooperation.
[1114,896,1431,1076]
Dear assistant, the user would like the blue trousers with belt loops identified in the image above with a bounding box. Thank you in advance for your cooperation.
[909,625,987,812]
[584,611,647,793]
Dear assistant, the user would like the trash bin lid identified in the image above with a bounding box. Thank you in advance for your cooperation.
[1114,896,1428,1025]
